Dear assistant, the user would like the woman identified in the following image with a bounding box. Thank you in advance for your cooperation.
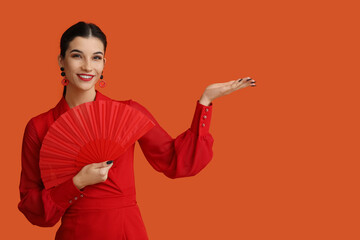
[18,22,256,239]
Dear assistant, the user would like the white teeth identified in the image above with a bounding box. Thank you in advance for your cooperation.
[79,75,93,79]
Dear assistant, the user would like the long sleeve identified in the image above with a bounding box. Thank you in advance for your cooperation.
[131,100,214,179]
[18,119,85,227]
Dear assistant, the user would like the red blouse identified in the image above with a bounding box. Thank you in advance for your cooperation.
[18,90,213,239]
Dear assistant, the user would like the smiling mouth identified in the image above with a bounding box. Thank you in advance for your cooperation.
[77,74,94,81]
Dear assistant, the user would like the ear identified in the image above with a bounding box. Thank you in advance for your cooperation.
[58,55,63,68]
[103,57,106,66]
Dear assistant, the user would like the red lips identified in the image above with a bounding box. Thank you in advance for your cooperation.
[77,74,94,82]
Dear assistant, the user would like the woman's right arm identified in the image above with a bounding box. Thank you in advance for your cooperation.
[18,119,86,227]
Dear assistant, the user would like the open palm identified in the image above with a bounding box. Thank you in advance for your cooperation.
[199,77,256,105]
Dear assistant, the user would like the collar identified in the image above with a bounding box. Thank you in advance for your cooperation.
[53,90,112,121]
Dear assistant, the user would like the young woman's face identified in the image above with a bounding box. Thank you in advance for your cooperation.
[59,36,106,92]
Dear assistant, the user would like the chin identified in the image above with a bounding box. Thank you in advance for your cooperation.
[81,85,96,92]
[72,82,96,92]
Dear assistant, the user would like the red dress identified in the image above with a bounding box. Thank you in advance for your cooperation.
[18,90,214,239]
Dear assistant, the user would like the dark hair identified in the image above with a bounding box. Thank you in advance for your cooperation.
[60,21,107,97]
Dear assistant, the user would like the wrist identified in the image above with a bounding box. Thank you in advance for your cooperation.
[73,175,85,190]
[199,95,212,106]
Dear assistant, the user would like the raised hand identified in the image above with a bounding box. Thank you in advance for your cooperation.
[199,77,256,106]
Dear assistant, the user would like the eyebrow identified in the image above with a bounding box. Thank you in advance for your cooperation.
[69,49,104,55]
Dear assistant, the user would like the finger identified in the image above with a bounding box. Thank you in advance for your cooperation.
[99,163,113,172]
[101,168,112,179]
[94,160,114,168]
[237,77,252,84]
[233,79,256,90]
[245,80,256,87]
[249,79,256,87]
[99,167,106,175]
[232,79,246,90]
[235,77,252,89]
[244,77,253,85]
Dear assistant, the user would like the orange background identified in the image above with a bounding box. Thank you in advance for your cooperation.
[1,0,359,239]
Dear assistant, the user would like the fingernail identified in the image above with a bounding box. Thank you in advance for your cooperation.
[106,160,113,164]
[246,78,252,82]
[238,79,243,82]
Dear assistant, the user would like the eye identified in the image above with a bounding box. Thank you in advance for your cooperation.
[71,54,81,58]
[94,55,103,60]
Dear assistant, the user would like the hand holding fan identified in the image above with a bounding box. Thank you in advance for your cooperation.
[39,100,155,189]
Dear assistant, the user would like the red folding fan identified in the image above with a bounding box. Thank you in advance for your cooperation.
[39,100,155,189]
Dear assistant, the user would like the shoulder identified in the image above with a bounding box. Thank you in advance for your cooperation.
[127,100,149,112]
[24,108,56,142]
[111,99,155,119]
[30,107,55,126]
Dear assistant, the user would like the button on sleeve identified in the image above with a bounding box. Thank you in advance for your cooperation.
[50,178,86,209]
[190,100,213,136]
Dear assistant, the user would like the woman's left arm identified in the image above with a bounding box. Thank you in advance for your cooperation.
[133,77,255,178]
[132,99,213,178]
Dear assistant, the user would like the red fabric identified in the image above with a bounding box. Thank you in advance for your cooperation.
[18,90,214,239]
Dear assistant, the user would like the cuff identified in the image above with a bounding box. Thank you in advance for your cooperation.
[190,100,213,136]
[50,178,86,209]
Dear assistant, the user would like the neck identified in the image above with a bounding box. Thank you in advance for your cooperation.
[64,86,96,109]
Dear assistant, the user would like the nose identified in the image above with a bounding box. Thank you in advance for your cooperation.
[81,59,92,72]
